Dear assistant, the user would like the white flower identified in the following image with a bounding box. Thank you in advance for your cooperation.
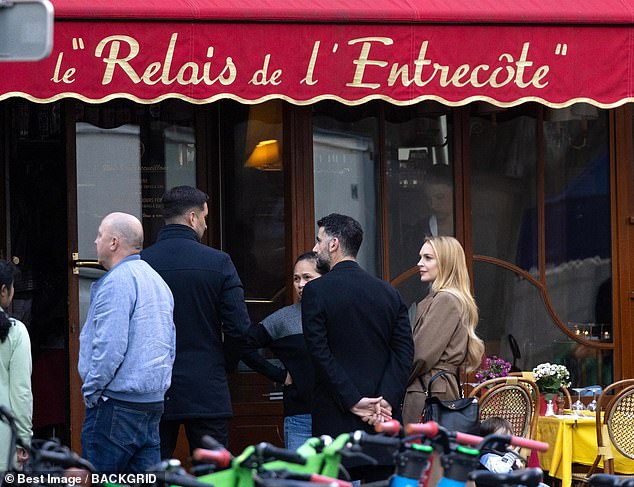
[532,362,571,391]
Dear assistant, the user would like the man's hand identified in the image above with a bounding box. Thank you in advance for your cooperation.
[351,396,393,425]
[284,371,293,386]
[380,398,393,418]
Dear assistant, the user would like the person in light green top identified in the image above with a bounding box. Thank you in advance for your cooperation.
[0,260,32,471]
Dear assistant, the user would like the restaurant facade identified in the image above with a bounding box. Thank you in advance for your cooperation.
[1,0,634,453]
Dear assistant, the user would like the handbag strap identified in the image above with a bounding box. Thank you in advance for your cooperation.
[419,369,464,398]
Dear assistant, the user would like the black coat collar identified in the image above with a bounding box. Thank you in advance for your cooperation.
[156,224,200,242]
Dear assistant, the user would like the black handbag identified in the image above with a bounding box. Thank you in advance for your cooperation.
[420,370,480,435]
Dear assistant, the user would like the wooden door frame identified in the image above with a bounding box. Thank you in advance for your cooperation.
[614,105,634,379]
[65,99,84,453]
[284,104,315,300]
[0,102,8,262]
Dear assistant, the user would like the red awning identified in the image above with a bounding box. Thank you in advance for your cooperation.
[3,0,634,107]
[49,0,634,24]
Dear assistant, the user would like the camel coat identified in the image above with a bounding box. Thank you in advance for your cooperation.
[401,290,469,425]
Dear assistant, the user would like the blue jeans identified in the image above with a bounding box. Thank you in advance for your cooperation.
[284,414,312,451]
[81,397,163,473]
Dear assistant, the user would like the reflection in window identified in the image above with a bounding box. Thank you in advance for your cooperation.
[74,100,196,327]
[470,102,613,385]
[473,261,613,387]
[470,105,537,269]
[220,101,285,324]
[313,102,380,276]
[384,103,453,308]
[543,105,611,339]
[76,123,142,259]
[75,99,196,250]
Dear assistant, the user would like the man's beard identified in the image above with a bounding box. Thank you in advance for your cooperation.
[316,252,331,270]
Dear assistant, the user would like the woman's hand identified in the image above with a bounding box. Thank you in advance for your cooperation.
[16,446,29,466]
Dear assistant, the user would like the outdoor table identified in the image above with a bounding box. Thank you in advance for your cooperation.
[536,414,634,487]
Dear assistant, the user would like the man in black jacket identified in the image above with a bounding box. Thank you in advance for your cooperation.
[141,186,251,457]
[302,213,414,437]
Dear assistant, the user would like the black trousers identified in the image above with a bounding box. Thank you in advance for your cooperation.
[159,417,229,459]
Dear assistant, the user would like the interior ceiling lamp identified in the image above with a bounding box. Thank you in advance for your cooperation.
[245,139,281,171]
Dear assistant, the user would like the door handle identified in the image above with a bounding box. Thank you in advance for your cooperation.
[71,253,104,274]
[262,392,284,401]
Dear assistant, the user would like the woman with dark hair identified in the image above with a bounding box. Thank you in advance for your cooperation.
[246,252,328,450]
[0,261,32,470]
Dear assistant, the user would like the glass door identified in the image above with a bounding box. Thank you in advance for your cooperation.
[67,100,197,450]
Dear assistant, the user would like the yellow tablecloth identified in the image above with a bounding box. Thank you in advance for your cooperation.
[536,415,634,487]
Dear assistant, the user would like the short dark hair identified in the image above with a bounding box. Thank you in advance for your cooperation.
[480,416,513,436]
[316,213,363,258]
[0,261,19,343]
[161,186,209,219]
[295,251,329,275]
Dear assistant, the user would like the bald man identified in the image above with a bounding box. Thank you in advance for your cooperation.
[78,212,176,473]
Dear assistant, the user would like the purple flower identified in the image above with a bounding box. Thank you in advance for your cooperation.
[475,355,512,384]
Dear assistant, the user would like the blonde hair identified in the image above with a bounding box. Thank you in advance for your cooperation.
[424,236,485,372]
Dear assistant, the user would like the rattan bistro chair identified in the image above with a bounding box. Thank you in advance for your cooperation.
[468,376,540,440]
[571,379,634,486]
[591,379,634,474]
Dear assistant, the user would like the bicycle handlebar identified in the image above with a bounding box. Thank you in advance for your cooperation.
[351,430,402,449]
[192,448,232,468]
[256,443,307,465]
[309,473,352,487]
[374,420,401,436]
[33,449,96,472]
[404,421,549,452]
[156,471,220,487]
[254,477,339,487]
[469,468,544,487]
[201,435,225,451]
[266,470,353,487]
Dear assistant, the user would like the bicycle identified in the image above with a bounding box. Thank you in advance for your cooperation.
[192,419,549,487]
[403,421,548,487]
[0,404,95,487]
[191,434,353,487]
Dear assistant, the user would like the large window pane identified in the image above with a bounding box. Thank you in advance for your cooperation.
[220,100,285,323]
[543,104,611,340]
[312,102,380,276]
[470,105,537,269]
[75,100,196,326]
[384,102,453,308]
[473,261,613,387]
[75,99,196,250]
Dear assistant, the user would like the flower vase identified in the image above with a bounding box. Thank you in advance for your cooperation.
[539,393,559,415]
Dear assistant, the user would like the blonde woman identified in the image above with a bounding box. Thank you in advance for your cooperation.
[402,236,485,425]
